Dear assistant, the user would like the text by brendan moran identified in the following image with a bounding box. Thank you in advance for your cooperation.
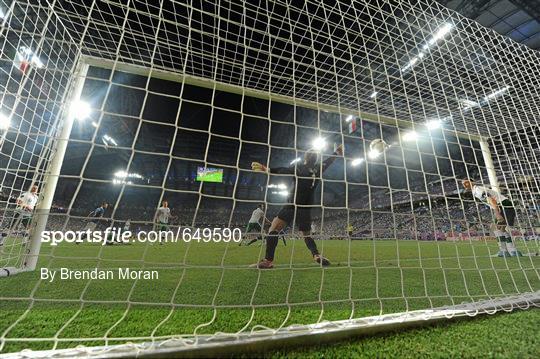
[40,267,158,282]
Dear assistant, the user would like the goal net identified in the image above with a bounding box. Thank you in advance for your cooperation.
[1,0,539,356]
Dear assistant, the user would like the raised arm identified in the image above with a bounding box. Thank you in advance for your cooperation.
[319,144,343,175]
[251,162,294,175]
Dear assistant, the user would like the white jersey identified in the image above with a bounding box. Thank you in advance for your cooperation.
[472,185,508,205]
[17,191,38,211]
[155,207,171,223]
[248,208,264,224]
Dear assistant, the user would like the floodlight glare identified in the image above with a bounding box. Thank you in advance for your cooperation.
[402,131,418,142]
[351,158,364,166]
[0,113,10,130]
[483,86,510,101]
[115,170,128,178]
[312,137,327,151]
[425,120,441,130]
[368,150,380,159]
[345,115,354,122]
[290,157,301,165]
[70,100,91,120]
[31,55,44,69]
[370,91,378,99]
[432,23,453,42]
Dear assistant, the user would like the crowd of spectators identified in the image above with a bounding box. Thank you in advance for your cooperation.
[2,181,539,241]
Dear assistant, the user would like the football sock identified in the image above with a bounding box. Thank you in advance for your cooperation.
[264,231,279,261]
[304,236,319,256]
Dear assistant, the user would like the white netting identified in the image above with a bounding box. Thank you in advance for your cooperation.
[0,0,80,271]
[0,0,539,356]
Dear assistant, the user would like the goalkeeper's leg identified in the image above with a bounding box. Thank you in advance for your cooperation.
[499,206,521,257]
[250,208,290,269]
[297,208,330,266]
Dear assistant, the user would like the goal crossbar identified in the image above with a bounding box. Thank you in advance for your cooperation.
[81,56,484,143]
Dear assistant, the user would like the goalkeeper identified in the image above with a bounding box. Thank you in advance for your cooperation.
[462,179,521,257]
[250,144,343,269]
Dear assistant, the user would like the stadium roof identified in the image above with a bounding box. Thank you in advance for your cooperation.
[438,0,540,50]
[7,0,540,139]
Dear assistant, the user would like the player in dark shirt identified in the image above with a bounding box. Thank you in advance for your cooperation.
[250,145,343,269]
[85,202,109,230]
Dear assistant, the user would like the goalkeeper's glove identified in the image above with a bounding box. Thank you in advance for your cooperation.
[251,162,267,172]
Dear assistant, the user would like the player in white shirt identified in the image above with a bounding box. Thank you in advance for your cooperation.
[154,200,171,244]
[1,185,39,245]
[123,219,131,233]
[311,222,320,238]
[243,204,270,246]
[462,179,521,257]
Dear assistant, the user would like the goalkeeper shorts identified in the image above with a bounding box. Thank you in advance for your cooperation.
[277,205,311,232]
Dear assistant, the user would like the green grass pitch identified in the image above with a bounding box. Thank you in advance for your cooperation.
[0,238,539,355]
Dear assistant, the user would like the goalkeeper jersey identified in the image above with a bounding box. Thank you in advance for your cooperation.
[472,185,511,206]
[269,155,338,205]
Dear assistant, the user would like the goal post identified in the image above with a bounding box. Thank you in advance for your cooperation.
[21,62,89,273]
[479,139,500,192]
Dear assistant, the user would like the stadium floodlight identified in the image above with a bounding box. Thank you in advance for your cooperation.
[484,86,510,101]
[0,112,10,130]
[114,170,128,178]
[401,23,453,72]
[290,157,301,165]
[429,22,453,45]
[102,134,118,146]
[268,183,287,189]
[351,158,364,166]
[460,98,480,110]
[312,136,327,151]
[402,131,418,142]
[69,100,91,120]
[425,119,441,130]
